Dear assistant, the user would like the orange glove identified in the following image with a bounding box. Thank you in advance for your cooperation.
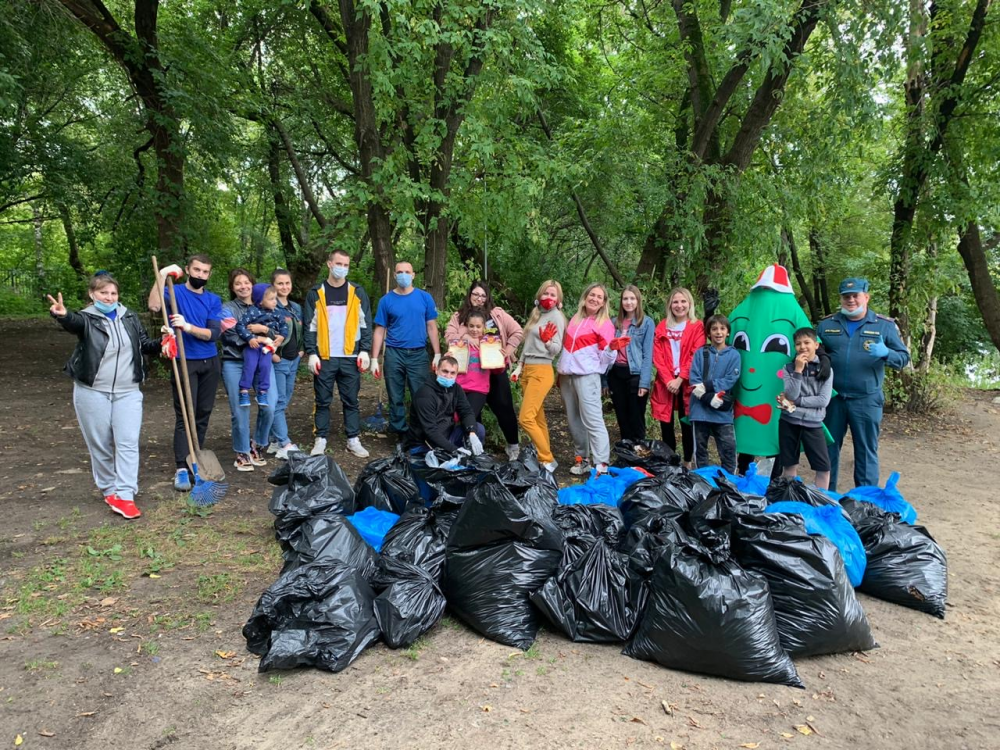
[608,336,631,352]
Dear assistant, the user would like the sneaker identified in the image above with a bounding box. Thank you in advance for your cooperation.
[310,437,327,456]
[256,391,268,407]
[173,469,192,491]
[275,443,299,460]
[542,460,558,473]
[346,437,370,458]
[266,441,281,455]
[105,494,141,520]
[238,391,251,407]
[248,444,267,466]
[505,444,521,462]
[233,453,254,472]
[570,456,591,476]
[595,462,610,477]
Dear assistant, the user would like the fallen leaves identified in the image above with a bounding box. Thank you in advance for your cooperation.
[15,735,23,747]
[38,730,55,737]
[795,725,813,735]
[739,744,760,749]
[660,700,674,715]
[214,650,236,659]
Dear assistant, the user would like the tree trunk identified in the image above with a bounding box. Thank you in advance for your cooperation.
[32,202,44,283]
[266,130,301,262]
[59,204,87,281]
[782,225,820,321]
[809,228,831,316]
[956,222,1000,355]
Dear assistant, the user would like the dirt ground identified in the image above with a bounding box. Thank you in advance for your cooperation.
[2,317,999,750]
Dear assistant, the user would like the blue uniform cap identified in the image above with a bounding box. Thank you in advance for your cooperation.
[838,277,870,294]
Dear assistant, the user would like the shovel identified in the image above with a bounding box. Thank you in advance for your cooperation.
[163,275,226,483]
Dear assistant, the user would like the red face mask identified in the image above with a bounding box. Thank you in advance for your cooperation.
[538,298,556,311]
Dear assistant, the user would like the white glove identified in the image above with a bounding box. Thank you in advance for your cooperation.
[466,432,484,456]
[432,353,441,372]
[510,364,522,383]
[308,354,321,375]
[160,324,172,334]
[692,383,706,399]
[357,351,370,371]
[710,394,724,409]
[169,313,192,333]
[159,263,183,280]
[371,357,381,379]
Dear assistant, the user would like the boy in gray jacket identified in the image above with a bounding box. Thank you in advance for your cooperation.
[777,327,834,489]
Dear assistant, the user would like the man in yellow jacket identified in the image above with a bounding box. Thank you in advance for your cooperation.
[303,249,373,458]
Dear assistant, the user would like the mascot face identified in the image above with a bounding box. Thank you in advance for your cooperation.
[727,268,813,456]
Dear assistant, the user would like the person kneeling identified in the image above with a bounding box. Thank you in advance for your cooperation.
[403,355,485,456]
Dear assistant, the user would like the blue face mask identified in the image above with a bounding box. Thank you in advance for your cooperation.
[331,266,349,280]
[436,376,456,388]
[396,272,413,288]
[93,299,117,314]
[840,306,866,319]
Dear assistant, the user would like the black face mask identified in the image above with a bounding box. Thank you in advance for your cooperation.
[188,276,209,290]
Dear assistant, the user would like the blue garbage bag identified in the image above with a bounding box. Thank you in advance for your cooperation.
[557,467,646,506]
[348,507,400,552]
[846,472,917,524]
[765,501,866,587]
[690,466,741,488]
[737,463,771,497]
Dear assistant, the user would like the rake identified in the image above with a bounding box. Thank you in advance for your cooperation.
[153,256,228,506]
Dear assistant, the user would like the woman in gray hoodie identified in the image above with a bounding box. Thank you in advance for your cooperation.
[777,327,834,490]
[48,273,162,519]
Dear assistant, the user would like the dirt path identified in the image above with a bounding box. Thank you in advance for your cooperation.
[2,318,999,750]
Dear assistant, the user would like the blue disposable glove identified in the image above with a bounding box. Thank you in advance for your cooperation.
[867,336,889,359]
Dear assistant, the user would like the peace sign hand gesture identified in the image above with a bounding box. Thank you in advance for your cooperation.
[47,292,67,317]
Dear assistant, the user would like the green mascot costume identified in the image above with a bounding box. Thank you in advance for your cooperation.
[728,264,813,459]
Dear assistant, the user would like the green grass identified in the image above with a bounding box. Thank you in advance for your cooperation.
[24,659,58,672]
[401,636,428,661]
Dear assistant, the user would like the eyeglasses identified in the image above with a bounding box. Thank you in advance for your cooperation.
[471,292,487,299]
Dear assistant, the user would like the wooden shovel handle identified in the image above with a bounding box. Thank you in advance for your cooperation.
[165,274,203,459]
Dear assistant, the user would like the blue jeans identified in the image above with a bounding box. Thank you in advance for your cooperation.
[384,346,429,434]
[222,359,276,455]
[270,356,301,446]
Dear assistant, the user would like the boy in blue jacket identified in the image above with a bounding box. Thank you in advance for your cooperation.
[689,314,741,472]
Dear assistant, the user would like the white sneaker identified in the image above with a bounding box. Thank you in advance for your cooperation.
[275,443,299,460]
[346,437,370,458]
[569,456,591,475]
[310,437,327,456]
[265,440,281,455]
[542,460,558,473]
[595,462,609,477]
[506,444,521,461]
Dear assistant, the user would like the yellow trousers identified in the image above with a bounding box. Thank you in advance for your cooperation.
[518,363,555,463]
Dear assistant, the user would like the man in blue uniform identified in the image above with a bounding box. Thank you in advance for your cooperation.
[817,278,910,491]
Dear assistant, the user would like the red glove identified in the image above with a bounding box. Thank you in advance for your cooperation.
[160,333,177,359]
[539,322,558,344]
[608,336,631,352]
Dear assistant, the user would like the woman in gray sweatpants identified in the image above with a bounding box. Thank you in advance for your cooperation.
[48,273,163,519]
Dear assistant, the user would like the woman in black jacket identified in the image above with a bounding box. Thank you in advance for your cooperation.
[48,273,162,519]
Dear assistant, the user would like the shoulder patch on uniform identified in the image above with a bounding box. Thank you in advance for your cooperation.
[875,314,896,322]
[821,313,836,319]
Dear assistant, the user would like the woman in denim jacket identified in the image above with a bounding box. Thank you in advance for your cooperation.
[604,284,655,441]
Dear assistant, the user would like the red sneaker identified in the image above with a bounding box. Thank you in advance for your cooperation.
[105,494,141,520]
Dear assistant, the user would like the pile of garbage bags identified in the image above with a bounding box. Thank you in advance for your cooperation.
[244,440,947,685]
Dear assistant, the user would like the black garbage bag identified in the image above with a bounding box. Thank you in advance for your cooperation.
[623,540,803,688]
[731,513,877,657]
[841,498,948,618]
[243,560,380,672]
[444,474,563,649]
[532,505,639,643]
[495,445,559,512]
[620,509,692,582]
[613,439,680,475]
[379,494,462,582]
[409,450,498,502]
[372,557,447,648]
[354,451,420,515]
[282,512,378,581]
[269,453,355,519]
[766,476,839,509]
[619,472,713,530]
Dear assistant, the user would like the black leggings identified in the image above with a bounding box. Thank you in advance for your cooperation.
[487,368,520,445]
[607,364,648,441]
[171,356,220,468]
[659,396,693,462]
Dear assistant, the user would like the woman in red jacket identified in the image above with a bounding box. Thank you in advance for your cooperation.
[650,287,704,467]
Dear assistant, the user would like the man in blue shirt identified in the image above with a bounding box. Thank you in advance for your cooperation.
[816,278,910,491]
[148,255,224,491]
[370,261,441,435]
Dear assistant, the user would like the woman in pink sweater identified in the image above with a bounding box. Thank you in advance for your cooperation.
[445,280,523,460]
[558,283,628,476]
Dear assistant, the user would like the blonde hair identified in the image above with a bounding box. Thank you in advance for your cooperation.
[665,287,697,326]
[572,282,611,328]
[617,284,645,327]
[526,279,566,330]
